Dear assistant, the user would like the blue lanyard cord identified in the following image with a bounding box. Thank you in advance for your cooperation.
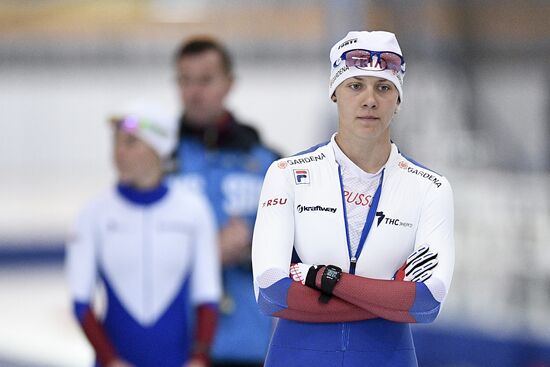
[348,169,385,274]
[337,166,353,261]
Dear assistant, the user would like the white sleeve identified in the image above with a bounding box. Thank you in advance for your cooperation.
[65,201,98,304]
[251,161,296,300]
[190,194,222,305]
[415,177,455,304]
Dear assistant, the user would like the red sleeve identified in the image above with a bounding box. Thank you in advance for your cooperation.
[190,304,218,365]
[273,281,378,322]
[79,307,118,366]
[314,268,441,323]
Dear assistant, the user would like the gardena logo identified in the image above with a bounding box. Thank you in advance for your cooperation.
[286,152,326,166]
[296,205,337,214]
[330,65,349,85]
[398,161,442,188]
[277,160,288,169]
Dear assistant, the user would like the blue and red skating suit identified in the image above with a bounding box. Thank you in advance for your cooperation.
[252,138,454,367]
[66,182,221,367]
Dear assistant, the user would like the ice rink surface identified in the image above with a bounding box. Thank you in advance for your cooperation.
[0,263,92,366]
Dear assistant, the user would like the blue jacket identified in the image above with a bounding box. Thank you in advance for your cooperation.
[175,113,279,362]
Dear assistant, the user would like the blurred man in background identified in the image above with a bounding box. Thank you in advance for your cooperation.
[173,37,279,367]
[66,105,221,367]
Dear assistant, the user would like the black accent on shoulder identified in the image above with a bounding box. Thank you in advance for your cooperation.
[179,112,263,151]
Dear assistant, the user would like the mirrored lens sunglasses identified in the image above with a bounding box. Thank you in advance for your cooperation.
[111,116,168,137]
[335,49,406,74]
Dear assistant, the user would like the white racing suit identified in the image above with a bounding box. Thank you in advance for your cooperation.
[252,139,454,367]
[66,182,221,366]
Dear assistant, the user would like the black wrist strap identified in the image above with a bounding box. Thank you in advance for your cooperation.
[318,265,342,304]
[305,265,325,289]
[318,293,332,304]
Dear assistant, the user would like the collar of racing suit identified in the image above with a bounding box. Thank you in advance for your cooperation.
[325,133,401,180]
[116,181,169,206]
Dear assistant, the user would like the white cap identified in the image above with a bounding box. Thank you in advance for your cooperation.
[110,103,178,159]
[329,30,405,101]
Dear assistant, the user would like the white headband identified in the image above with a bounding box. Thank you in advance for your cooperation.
[110,103,177,159]
[329,31,405,102]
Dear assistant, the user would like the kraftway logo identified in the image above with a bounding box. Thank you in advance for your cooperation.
[375,211,413,228]
[297,204,337,214]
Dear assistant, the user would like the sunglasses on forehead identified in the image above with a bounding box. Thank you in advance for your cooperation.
[334,49,406,74]
[111,116,168,137]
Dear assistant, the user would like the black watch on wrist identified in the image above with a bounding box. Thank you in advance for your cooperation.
[319,265,342,304]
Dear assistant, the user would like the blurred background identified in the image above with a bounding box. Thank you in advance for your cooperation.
[1,0,549,366]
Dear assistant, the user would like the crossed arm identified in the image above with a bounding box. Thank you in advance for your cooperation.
[256,255,441,324]
[251,161,454,325]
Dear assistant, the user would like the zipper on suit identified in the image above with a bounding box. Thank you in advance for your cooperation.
[349,256,357,274]
[337,166,352,351]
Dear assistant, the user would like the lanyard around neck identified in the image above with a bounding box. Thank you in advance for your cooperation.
[345,169,385,274]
